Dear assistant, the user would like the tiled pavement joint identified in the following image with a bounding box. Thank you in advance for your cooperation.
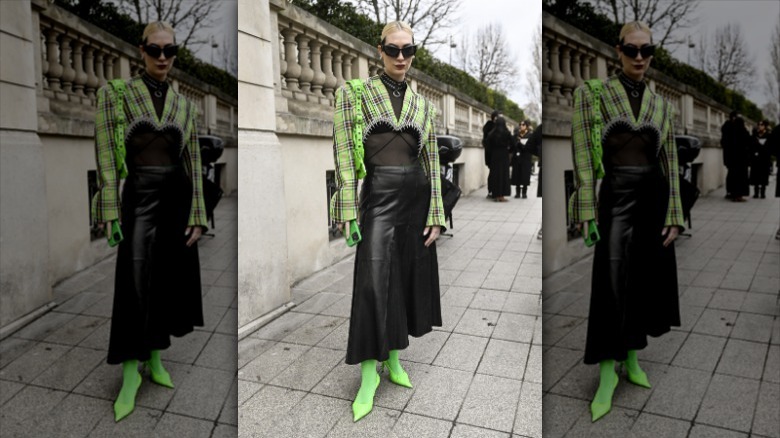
[542,178,780,438]
[239,181,543,438]
[0,196,238,438]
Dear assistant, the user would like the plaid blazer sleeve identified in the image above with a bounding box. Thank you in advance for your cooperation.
[91,85,121,224]
[568,84,598,224]
[423,104,446,229]
[183,102,209,229]
[661,102,685,229]
[329,85,360,224]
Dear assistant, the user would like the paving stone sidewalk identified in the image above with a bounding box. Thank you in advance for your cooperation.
[542,178,780,438]
[239,182,543,438]
[0,195,238,438]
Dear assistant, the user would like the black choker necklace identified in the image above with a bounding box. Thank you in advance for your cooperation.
[618,71,645,98]
[142,73,169,98]
[380,73,406,98]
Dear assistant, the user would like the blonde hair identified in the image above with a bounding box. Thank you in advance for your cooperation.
[142,21,176,44]
[381,21,414,44]
[619,21,652,44]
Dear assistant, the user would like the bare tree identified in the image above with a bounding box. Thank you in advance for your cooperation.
[763,20,780,122]
[591,0,700,48]
[695,23,754,92]
[456,23,518,92]
[115,0,220,50]
[524,23,542,122]
[355,0,461,47]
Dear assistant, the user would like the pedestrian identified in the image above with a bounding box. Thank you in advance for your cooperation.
[486,116,513,202]
[91,21,207,422]
[568,21,683,423]
[512,120,534,198]
[768,122,780,239]
[749,120,771,198]
[483,110,501,198]
[721,111,751,201]
[329,20,445,422]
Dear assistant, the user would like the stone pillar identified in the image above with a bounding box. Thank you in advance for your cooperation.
[205,94,218,134]
[681,94,695,135]
[237,0,291,335]
[0,0,52,332]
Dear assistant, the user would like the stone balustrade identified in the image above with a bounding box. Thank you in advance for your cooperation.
[269,0,512,140]
[541,11,745,276]
[35,3,236,142]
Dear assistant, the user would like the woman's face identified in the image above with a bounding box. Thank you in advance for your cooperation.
[377,30,414,81]
[616,30,653,81]
[141,30,176,81]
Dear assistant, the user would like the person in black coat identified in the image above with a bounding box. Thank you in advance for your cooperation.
[483,110,501,198]
[486,116,513,202]
[748,120,771,198]
[511,120,535,198]
[768,122,780,239]
[721,112,751,202]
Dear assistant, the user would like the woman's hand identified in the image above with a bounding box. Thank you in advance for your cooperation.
[576,220,595,233]
[423,226,441,247]
[662,226,679,247]
[185,226,203,247]
[98,219,120,231]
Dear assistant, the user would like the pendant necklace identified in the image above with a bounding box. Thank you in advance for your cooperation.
[618,72,645,98]
[380,73,406,98]
[142,73,168,98]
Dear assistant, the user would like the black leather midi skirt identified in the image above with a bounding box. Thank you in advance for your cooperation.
[584,165,680,364]
[345,164,442,364]
[107,165,204,364]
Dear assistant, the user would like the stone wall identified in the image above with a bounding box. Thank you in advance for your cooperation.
[0,0,238,333]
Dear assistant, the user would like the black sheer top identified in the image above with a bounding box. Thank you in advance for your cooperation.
[603,72,656,167]
[363,74,419,166]
[127,73,180,166]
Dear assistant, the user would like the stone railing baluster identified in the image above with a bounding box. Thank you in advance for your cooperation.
[279,32,287,91]
[332,50,344,88]
[94,51,106,87]
[560,45,575,103]
[281,27,301,98]
[44,27,63,97]
[542,36,552,103]
[59,34,75,99]
[309,39,326,103]
[342,53,353,81]
[321,45,336,101]
[84,45,99,100]
[296,33,313,101]
[72,39,88,101]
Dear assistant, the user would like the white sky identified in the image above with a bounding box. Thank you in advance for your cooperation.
[666,0,779,107]
[190,1,237,75]
[427,0,542,110]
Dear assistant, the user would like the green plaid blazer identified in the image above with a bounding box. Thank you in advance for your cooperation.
[569,75,685,229]
[92,75,208,229]
[330,75,446,228]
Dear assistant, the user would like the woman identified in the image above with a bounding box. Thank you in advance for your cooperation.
[568,21,683,422]
[722,111,751,201]
[330,21,445,422]
[749,120,771,198]
[486,116,513,202]
[92,21,206,422]
[512,120,534,198]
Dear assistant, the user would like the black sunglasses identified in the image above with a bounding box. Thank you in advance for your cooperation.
[382,44,417,58]
[143,44,179,59]
[620,43,655,59]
